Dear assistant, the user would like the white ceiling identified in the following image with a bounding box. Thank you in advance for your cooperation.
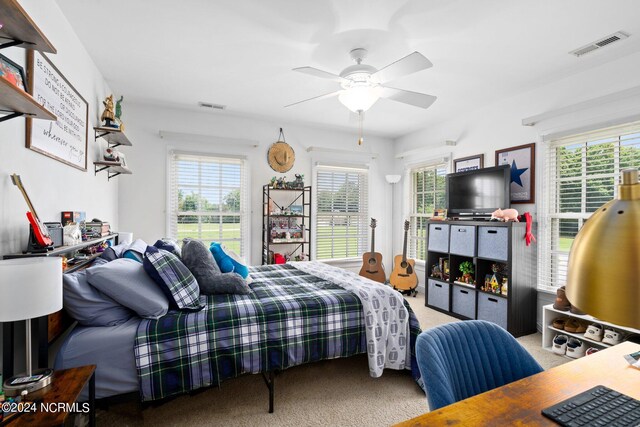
[56,0,640,138]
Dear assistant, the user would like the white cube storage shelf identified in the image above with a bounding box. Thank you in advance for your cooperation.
[541,304,640,357]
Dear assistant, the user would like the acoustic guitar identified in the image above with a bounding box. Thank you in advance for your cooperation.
[390,220,418,296]
[11,174,53,248]
[359,218,386,283]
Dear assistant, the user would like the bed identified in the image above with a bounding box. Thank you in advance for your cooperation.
[55,261,422,409]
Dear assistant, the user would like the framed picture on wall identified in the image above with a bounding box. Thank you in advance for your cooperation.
[453,154,484,172]
[495,143,535,204]
[0,53,26,91]
[26,50,88,171]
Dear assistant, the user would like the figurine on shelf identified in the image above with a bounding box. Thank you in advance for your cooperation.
[104,147,119,162]
[431,264,442,279]
[491,208,519,222]
[276,176,286,189]
[501,277,508,296]
[286,174,304,189]
[101,94,118,128]
[115,95,125,131]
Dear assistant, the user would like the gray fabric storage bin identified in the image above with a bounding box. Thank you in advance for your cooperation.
[477,293,508,330]
[427,279,450,311]
[477,226,508,261]
[449,225,476,257]
[428,224,450,253]
[451,285,476,319]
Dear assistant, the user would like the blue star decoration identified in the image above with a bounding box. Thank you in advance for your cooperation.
[510,160,528,187]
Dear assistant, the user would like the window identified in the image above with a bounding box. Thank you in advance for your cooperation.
[409,163,447,261]
[168,152,248,256]
[315,166,368,260]
[539,122,640,291]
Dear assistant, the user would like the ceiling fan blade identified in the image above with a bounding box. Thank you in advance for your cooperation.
[372,52,433,83]
[284,90,342,108]
[293,66,347,83]
[381,87,437,109]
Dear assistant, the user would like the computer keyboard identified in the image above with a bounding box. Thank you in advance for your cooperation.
[542,385,640,426]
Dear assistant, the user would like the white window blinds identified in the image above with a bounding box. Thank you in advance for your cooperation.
[168,151,248,257]
[538,122,640,291]
[409,163,447,261]
[315,166,368,260]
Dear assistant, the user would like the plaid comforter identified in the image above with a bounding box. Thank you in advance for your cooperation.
[135,263,421,401]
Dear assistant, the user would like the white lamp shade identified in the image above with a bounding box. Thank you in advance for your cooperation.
[338,86,382,112]
[0,257,62,321]
[385,174,402,184]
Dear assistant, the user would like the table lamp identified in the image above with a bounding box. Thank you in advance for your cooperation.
[566,168,640,329]
[0,257,62,395]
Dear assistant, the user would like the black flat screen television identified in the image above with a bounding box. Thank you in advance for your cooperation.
[446,165,511,218]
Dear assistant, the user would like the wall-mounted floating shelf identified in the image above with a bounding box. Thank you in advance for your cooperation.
[0,0,57,53]
[93,126,132,148]
[94,161,133,180]
[0,78,56,122]
[0,0,58,123]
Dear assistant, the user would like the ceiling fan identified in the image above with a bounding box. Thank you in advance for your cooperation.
[286,48,437,114]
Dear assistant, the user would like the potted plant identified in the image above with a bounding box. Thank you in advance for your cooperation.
[459,261,474,284]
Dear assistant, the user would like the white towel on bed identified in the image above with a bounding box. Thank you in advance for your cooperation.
[291,261,412,377]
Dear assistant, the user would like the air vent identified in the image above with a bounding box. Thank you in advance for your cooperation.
[570,31,630,57]
[198,101,226,110]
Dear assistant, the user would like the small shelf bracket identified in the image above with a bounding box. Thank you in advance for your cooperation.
[0,39,25,50]
[0,111,25,122]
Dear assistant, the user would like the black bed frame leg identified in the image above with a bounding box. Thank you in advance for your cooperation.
[262,371,275,413]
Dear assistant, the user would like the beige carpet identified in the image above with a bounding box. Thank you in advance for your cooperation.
[94,296,567,426]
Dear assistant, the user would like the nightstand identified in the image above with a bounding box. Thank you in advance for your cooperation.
[3,365,95,427]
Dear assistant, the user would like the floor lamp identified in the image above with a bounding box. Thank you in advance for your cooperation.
[0,257,62,396]
[385,174,402,266]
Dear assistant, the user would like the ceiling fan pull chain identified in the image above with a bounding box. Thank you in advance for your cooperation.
[278,127,286,143]
[358,111,364,146]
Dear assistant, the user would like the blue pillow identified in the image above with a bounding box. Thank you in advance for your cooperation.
[63,269,133,326]
[86,258,170,319]
[122,239,147,263]
[154,239,182,258]
[209,242,249,278]
[143,246,203,311]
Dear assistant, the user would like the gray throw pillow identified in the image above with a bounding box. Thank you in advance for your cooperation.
[63,269,133,326]
[181,239,251,295]
[86,258,170,319]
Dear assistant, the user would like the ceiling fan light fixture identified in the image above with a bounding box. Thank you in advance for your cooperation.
[338,85,382,113]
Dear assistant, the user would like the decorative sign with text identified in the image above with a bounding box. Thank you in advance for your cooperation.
[26,51,88,170]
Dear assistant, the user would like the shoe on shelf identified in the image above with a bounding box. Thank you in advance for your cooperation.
[552,317,568,330]
[553,334,569,355]
[585,347,600,356]
[553,286,571,311]
[569,304,586,315]
[602,329,624,346]
[566,338,587,358]
[564,319,588,334]
[584,324,604,342]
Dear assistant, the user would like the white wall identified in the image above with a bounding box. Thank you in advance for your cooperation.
[392,51,640,287]
[118,104,396,269]
[0,0,115,373]
[0,0,117,257]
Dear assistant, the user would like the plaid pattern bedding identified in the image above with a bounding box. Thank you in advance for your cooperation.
[134,264,420,401]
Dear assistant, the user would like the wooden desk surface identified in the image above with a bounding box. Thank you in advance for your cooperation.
[396,342,640,427]
[6,365,95,427]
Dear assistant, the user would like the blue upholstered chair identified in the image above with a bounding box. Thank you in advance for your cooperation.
[416,320,543,410]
